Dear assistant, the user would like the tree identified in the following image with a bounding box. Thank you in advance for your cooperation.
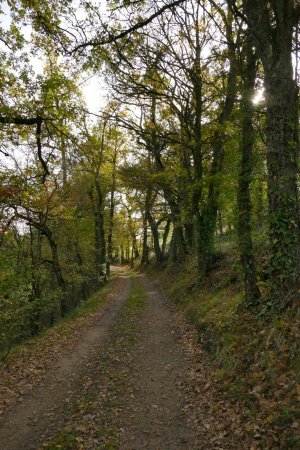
[231,0,300,307]
[237,35,261,305]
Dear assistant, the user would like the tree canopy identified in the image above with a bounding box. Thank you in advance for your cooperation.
[0,0,299,346]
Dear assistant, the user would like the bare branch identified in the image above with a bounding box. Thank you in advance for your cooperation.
[70,0,187,53]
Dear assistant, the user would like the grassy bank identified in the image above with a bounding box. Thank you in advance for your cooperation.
[0,277,114,363]
[154,254,300,449]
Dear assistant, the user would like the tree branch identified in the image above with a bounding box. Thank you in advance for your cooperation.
[36,118,50,182]
[0,116,50,181]
[0,116,41,125]
[70,0,187,53]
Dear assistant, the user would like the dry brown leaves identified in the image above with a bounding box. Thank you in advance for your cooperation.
[174,309,299,449]
[0,277,123,420]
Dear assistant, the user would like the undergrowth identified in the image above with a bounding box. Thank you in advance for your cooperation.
[154,253,300,449]
[1,274,120,365]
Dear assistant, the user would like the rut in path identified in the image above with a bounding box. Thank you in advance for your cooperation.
[0,271,197,450]
[118,274,197,449]
[0,270,132,450]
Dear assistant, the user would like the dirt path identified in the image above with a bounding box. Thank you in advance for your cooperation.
[118,275,197,449]
[0,270,249,450]
[0,269,131,450]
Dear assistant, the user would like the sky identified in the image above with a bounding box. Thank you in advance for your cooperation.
[81,75,109,114]
[0,0,109,115]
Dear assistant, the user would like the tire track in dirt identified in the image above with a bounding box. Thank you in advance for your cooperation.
[0,269,131,450]
[40,273,198,450]
[1,269,251,450]
[118,274,198,449]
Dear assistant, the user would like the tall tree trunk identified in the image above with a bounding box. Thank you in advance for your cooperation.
[237,37,260,305]
[29,224,41,334]
[127,208,139,262]
[162,218,171,258]
[190,5,204,276]
[170,225,186,263]
[19,214,65,294]
[198,9,237,276]
[265,67,300,301]
[255,180,264,227]
[145,209,163,264]
[141,188,151,265]
[141,214,149,265]
[107,147,117,277]
[31,219,66,315]
[241,0,300,306]
[45,226,65,289]
[95,178,107,278]
[148,97,187,261]
[61,138,67,187]
[218,210,223,235]
[88,189,101,277]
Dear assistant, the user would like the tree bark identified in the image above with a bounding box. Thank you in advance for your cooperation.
[148,97,187,261]
[17,214,65,290]
[106,147,117,276]
[242,0,300,306]
[29,224,41,334]
[145,208,163,264]
[95,178,107,269]
[198,9,237,276]
[141,214,149,265]
[162,218,171,258]
[170,225,186,263]
[141,190,151,265]
[237,36,260,305]
[89,179,107,281]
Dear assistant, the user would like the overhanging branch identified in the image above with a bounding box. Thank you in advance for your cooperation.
[0,115,50,182]
[71,0,187,53]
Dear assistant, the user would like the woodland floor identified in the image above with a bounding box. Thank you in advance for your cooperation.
[0,267,257,450]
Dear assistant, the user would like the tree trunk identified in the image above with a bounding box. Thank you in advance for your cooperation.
[237,36,260,305]
[265,68,300,300]
[198,10,237,276]
[19,214,65,293]
[218,210,223,235]
[106,149,117,276]
[191,10,204,276]
[170,225,186,263]
[242,0,300,306]
[46,228,65,289]
[162,218,171,258]
[145,209,163,264]
[148,96,187,262]
[29,224,41,334]
[141,215,149,265]
[94,178,107,278]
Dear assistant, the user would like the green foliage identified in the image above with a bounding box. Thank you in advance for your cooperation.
[0,283,32,349]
